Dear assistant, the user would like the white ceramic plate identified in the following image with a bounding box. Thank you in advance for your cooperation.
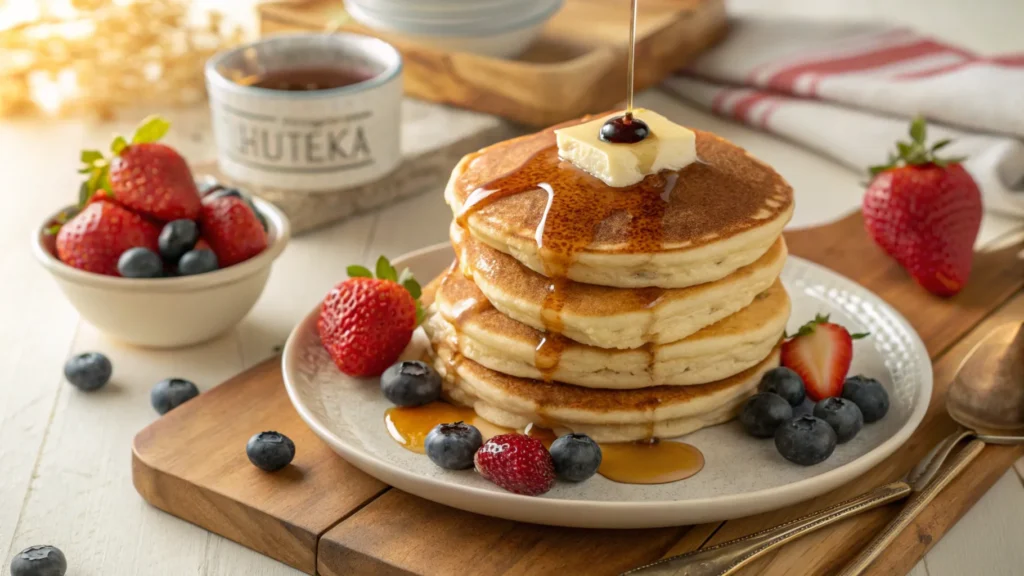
[282,243,931,528]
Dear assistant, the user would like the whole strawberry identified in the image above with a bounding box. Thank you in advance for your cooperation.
[318,256,424,377]
[199,193,268,267]
[781,314,868,402]
[474,433,556,496]
[863,117,982,296]
[56,200,161,276]
[81,116,201,222]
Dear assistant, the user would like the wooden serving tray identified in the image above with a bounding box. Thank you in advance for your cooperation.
[257,0,728,126]
[132,213,1024,575]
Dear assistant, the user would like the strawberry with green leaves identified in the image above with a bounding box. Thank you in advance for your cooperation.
[318,256,425,377]
[80,115,201,222]
[863,117,982,297]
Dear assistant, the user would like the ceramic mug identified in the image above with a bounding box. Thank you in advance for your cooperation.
[205,33,403,192]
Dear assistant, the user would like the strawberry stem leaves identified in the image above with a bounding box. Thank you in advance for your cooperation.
[909,116,926,143]
[80,150,103,164]
[131,115,171,145]
[868,116,966,176]
[347,265,373,278]
[375,255,398,282]
[111,136,128,154]
[351,256,425,325]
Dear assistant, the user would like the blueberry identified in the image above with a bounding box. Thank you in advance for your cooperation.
[246,431,296,472]
[774,415,837,466]
[117,247,162,278]
[63,352,112,391]
[758,367,806,406]
[842,375,890,423]
[158,219,199,263]
[549,433,603,482]
[739,393,793,438]
[150,378,199,415]
[424,422,482,470]
[177,249,219,276]
[10,545,67,576]
[813,397,864,443]
[380,361,442,407]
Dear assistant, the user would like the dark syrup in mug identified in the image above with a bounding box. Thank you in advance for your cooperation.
[238,67,375,91]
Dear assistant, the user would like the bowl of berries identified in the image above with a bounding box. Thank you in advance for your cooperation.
[32,116,290,348]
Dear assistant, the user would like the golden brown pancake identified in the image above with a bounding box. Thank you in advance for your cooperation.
[454,222,788,348]
[444,118,794,288]
[428,339,781,443]
[425,266,789,388]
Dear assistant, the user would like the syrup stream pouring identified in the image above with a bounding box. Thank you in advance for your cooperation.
[622,322,1024,576]
[625,0,637,115]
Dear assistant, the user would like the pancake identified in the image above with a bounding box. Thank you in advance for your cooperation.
[444,120,794,288]
[425,267,789,388]
[428,338,780,443]
[454,222,788,349]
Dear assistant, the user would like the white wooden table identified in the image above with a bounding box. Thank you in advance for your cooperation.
[2,1,1023,574]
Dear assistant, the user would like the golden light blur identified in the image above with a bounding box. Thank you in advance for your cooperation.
[0,0,245,118]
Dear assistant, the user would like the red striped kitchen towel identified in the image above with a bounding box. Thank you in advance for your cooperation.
[663,18,1024,217]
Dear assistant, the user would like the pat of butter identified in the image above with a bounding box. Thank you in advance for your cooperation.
[555,109,697,187]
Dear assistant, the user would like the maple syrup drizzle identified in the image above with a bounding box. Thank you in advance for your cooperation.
[534,334,568,382]
[458,140,675,379]
[436,261,496,382]
[641,342,656,379]
[626,0,638,115]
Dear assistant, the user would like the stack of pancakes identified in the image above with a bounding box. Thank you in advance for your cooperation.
[423,119,795,443]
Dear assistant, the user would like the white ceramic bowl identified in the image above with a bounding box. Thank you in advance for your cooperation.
[346,0,562,58]
[33,198,290,348]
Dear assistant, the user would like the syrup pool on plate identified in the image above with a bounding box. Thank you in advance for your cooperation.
[385,402,548,453]
[598,440,705,484]
[385,403,705,484]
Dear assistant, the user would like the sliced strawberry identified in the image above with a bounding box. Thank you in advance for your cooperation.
[781,314,868,402]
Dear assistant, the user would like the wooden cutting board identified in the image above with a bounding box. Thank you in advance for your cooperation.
[132,213,1024,575]
[257,0,727,126]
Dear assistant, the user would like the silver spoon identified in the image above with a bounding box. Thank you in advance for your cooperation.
[623,322,1024,576]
